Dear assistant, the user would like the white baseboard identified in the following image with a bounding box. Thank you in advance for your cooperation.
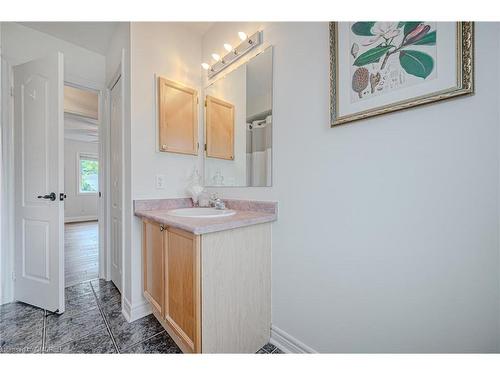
[64,215,98,223]
[0,294,14,306]
[270,325,317,353]
[122,296,152,323]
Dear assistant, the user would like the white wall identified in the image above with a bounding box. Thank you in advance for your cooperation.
[246,47,273,119]
[106,23,130,85]
[64,139,98,222]
[201,22,500,352]
[1,23,105,86]
[0,22,106,304]
[127,22,203,317]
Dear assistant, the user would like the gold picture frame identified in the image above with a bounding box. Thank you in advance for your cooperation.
[330,22,474,127]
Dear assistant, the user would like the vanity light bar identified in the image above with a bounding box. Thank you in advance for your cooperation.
[206,31,262,79]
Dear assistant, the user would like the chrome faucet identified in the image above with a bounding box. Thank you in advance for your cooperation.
[209,193,226,210]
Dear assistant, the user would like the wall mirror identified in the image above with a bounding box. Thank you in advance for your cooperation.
[203,46,273,187]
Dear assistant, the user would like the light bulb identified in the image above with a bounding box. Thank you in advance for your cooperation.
[238,31,247,41]
[224,43,233,52]
[201,63,210,70]
[211,53,220,62]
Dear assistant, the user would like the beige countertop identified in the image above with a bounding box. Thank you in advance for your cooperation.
[134,198,277,235]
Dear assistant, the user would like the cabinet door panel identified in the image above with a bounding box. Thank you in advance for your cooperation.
[158,77,198,155]
[205,95,234,160]
[164,227,201,353]
[143,220,164,314]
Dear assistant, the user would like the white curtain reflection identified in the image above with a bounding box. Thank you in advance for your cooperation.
[246,115,272,186]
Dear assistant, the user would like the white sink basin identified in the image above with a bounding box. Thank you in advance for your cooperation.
[167,207,236,218]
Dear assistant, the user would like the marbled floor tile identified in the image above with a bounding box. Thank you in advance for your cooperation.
[48,328,117,354]
[64,291,99,317]
[0,302,44,353]
[121,331,181,354]
[261,343,278,353]
[256,343,284,354]
[0,323,43,353]
[65,281,94,300]
[91,279,120,301]
[96,290,121,308]
[45,307,106,349]
[105,311,164,351]
[0,339,43,353]
[0,301,44,323]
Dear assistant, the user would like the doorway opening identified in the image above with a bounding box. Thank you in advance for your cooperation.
[63,83,100,287]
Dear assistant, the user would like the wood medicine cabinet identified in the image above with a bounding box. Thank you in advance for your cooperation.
[158,77,198,155]
[205,95,234,160]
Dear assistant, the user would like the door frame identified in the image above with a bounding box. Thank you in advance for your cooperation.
[106,56,125,292]
[64,74,108,282]
[0,65,109,305]
[0,60,14,305]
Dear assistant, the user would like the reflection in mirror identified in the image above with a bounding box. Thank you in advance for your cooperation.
[204,47,273,187]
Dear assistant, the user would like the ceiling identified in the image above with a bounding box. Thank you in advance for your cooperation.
[173,22,214,36]
[19,21,214,143]
[20,22,120,55]
[20,22,213,55]
[65,115,99,143]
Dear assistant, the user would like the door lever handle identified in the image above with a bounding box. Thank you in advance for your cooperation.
[37,192,56,201]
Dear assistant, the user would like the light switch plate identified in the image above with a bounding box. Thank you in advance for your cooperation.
[156,174,166,189]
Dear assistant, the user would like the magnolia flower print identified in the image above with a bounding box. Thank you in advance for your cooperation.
[350,22,436,99]
[362,22,401,46]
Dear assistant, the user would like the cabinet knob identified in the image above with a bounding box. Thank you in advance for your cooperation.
[160,225,165,232]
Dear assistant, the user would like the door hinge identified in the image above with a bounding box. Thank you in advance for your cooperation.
[204,100,207,107]
[10,86,14,97]
[99,191,102,198]
[11,271,16,281]
[204,144,207,151]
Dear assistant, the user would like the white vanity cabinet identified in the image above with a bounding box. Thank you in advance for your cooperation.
[142,219,272,353]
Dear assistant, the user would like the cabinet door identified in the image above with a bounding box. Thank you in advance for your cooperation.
[158,77,198,155]
[142,220,164,314]
[205,95,234,160]
[164,227,201,353]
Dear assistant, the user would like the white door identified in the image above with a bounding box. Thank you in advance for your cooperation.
[13,53,65,313]
[110,77,123,293]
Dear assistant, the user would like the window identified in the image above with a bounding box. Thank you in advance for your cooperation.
[79,154,98,194]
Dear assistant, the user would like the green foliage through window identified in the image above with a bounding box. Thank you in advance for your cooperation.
[80,157,98,193]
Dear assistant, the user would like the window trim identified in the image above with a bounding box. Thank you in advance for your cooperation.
[77,152,99,195]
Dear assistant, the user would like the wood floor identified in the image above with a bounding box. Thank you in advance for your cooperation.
[65,221,98,287]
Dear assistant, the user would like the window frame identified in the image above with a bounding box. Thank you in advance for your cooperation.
[77,152,99,195]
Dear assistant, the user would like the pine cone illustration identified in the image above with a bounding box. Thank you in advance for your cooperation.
[352,67,369,99]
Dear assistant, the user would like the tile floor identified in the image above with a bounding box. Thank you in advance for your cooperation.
[0,279,283,354]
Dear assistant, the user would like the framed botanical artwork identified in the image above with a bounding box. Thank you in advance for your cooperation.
[330,22,474,126]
